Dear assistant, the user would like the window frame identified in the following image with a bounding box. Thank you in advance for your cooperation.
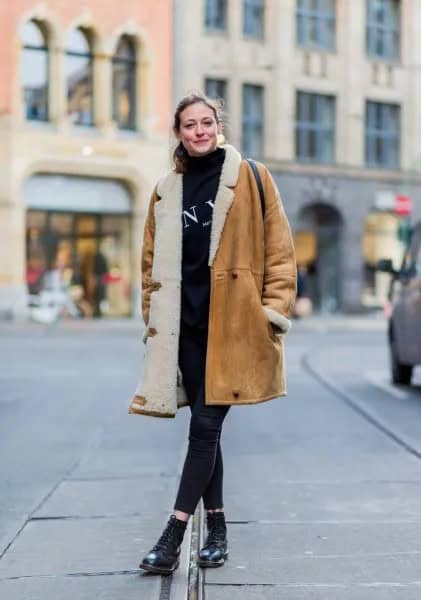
[204,0,228,33]
[242,83,264,159]
[21,20,50,122]
[112,36,137,131]
[366,0,400,62]
[295,91,336,164]
[66,28,95,127]
[243,0,265,39]
[365,100,400,169]
[204,78,228,106]
[296,0,336,52]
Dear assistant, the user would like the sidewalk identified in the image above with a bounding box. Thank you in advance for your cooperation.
[0,310,388,337]
[200,335,421,599]
[0,323,192,600]
[0,413,193,600]
[2,313,415,600]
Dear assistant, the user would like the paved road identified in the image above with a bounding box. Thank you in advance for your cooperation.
[0,319,421,599]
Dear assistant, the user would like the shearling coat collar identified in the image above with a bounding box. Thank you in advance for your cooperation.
[156,144,242,266]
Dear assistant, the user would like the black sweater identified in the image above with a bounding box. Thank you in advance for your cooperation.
[181,147,225,329]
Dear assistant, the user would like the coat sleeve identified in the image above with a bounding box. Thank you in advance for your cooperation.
[141,189,158,327]
[260,165,297,333]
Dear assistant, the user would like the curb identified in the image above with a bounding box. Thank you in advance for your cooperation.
[302,351,421,461]
[167,517,193,600]
[197,506,205,600]
[293,315,387,333]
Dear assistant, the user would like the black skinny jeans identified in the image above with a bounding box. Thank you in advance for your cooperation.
[174,325,230,515]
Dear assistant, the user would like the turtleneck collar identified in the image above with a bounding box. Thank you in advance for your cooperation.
[185,146,225,172]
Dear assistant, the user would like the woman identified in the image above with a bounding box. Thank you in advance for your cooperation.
[129,92,296,575]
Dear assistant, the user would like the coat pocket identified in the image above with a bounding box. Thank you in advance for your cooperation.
[207,269,281,402]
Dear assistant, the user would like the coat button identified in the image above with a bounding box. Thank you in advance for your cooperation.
[232,390,240,398]
[232,272,238,279]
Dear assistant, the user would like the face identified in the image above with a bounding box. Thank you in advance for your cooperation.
[176,102,222,157]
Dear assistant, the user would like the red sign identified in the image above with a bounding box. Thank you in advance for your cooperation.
[395,195,412,216]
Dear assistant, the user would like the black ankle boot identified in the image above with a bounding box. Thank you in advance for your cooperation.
[198,511,228,568]
[140,515,187,575]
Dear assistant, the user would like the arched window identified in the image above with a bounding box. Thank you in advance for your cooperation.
[112,36,136,130]
[21,20,49,121]
[66,28,94,126]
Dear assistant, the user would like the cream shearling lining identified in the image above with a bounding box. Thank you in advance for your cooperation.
[131,145,242,418]
[262,306,292,334]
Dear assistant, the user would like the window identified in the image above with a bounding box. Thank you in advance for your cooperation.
[295,92,335,163]
[365,101,400,169]
[242,84,264,158]
[205,78,227,106]
[366,0,400,61]
[26,210,132,317]
[21,20,49,121]
[205,0,227,31]
[296,0,335,51]
[362,211,406,306]
[243,0,264,38]
[113,36,136,130]
[66,28,94,126]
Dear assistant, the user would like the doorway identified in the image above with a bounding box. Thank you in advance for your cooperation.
[295,203,343,313]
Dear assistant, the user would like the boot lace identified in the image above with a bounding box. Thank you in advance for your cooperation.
[205,516,226,547]
[153,522,178,554]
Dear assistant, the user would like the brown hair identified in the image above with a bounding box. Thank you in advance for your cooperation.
[172,92,224,173]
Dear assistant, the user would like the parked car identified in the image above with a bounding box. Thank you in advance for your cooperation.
[378,223,421,385]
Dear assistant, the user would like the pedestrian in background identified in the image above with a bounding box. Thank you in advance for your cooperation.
[129,92,297,574]
[294,264,313,318]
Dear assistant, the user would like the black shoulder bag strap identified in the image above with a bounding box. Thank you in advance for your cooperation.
[246,158,265,221]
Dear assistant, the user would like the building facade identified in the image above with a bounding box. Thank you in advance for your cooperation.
[0,0,173,319]
[175,0,421,311]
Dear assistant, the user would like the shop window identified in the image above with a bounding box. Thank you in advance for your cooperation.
[362,211,406,306]
[101,216,131,317]
[76,214,97,236]
[50,213,72,235]
[26,211,47,294]
[112,36,136,130]
[66,28,94,125]
[20,20,49,121]
[26,210,131,318]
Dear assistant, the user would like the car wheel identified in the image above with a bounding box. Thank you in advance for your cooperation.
[390,333,413,385]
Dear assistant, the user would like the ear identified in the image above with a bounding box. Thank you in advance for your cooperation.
[217,121,223,135]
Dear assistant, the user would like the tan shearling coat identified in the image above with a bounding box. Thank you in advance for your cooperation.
[129,144,296,418]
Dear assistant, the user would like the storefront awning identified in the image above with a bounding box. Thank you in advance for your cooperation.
[23,174,132,214]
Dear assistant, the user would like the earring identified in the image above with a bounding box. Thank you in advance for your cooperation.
[217,133,225,146]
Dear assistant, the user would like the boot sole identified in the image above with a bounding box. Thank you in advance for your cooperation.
[197,552,229,568]
[139,559,179,575]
